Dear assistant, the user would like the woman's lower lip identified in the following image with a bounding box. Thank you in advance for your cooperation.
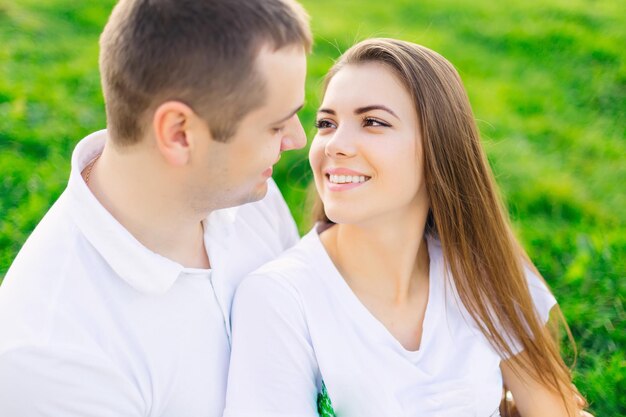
[325,179,367,191]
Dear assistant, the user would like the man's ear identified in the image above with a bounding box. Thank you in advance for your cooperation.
[152,101,196,166]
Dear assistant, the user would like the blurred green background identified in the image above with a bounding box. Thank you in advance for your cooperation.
[0,0,624,414]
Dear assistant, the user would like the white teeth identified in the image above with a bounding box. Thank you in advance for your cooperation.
[328,174,369,184]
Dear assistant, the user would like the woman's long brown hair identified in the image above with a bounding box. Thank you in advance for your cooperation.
[312,38,583,415]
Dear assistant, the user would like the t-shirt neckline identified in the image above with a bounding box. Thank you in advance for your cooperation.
[309,223,442,362]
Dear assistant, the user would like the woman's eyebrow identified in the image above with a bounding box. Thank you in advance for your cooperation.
[355,105,399,119]
[317,105,399,120]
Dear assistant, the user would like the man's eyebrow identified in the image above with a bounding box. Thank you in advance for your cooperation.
[355,105,399,119]
[272,104,304,125]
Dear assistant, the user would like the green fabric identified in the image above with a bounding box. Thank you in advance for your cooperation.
[317,381,337,417]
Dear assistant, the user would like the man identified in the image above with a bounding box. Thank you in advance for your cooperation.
[0,0,311,415]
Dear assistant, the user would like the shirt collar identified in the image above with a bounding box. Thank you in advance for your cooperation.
[66,130,239,294]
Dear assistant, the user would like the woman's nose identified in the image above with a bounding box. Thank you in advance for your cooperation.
[324,125,357,159]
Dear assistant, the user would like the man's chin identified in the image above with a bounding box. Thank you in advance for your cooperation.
[238,181,270,206]
[206,180,270,212]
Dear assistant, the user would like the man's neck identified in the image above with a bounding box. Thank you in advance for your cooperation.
[85,141,210,269]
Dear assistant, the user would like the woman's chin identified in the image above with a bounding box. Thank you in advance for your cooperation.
[323,209,364,226]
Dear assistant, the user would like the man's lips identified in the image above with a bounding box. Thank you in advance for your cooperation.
[262,155,281,178]
[262,166,273,177]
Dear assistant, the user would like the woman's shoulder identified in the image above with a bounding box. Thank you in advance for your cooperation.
[235,227,330,305]
[256,227,324,276]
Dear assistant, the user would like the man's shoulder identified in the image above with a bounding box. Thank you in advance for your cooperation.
[2,192,78,284]
[0,192,105,349]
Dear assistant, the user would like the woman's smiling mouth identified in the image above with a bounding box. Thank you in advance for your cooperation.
[324,168,371,191]
[327,174,369,184]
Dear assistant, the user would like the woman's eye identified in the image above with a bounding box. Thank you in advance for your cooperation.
[363,117,390,128]
[315,119,335,129]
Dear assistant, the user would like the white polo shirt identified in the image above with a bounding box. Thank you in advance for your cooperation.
[0,130,299,417]
[225,225,556,417]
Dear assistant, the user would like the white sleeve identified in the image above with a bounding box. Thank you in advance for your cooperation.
[224,274,319,417]
[502,266,558,358]
[267,179,300,250]
[525,267,557,325]
[0,344,145,416]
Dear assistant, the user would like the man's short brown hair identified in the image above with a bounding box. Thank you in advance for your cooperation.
[99,0,312,145]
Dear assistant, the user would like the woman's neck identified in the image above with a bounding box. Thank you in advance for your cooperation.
[320,206,430,304]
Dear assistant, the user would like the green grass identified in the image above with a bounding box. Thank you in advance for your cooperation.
[0,0,624,414]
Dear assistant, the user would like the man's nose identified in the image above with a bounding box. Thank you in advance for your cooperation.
[280,114,307,151]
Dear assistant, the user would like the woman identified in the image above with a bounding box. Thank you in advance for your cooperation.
[223,38,587,417]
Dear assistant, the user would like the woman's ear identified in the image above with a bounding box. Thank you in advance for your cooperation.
[152,101,196,166]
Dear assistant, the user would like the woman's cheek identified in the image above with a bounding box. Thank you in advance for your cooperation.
[308,137,324,172]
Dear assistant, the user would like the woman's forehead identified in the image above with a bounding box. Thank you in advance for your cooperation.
[322,63,414,117]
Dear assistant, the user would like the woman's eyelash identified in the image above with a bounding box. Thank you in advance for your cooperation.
[363,117,390,127]
[314,118,391,129]
[315,119,334,129]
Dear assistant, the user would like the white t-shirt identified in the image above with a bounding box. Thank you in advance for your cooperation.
[0,130,299,417]
[224,225,557,417]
